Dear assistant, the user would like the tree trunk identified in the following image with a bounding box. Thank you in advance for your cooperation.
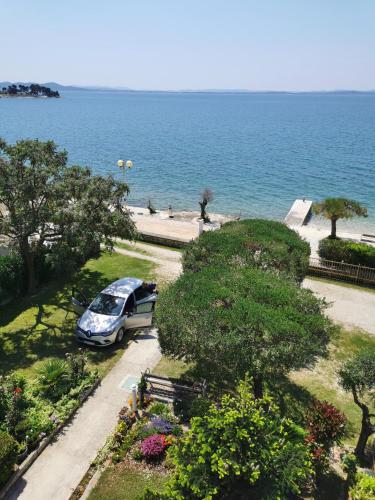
[355,410,374,462]
[330,218,337,239]
[19,241,37,294]
[352,389,375,463]
[253,375,263,399]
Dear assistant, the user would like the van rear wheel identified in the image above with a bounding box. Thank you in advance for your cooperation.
[116,328,125,344]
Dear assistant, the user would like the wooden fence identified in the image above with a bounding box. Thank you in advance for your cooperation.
[308,257,375,286]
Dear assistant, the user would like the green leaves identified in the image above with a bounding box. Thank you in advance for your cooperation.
[156,264,335,392]
[154,380,312,499]
[182,218,310,284]
[0,138,135,293]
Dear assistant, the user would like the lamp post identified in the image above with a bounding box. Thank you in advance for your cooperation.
[117,159,133,206]
[117,159,133,182]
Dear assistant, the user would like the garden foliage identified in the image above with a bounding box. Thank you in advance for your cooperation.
[0,253,24,299]
[182,218,310,283]
[305,400,346,469]
[142,379,312,499]
[0,430,18,487]
[319,238,375,267]
[350,472,375,500]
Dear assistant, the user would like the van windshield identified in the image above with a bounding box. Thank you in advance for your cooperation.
[89,293,125,316]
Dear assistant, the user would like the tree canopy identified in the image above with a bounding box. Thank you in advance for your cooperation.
[182,218,310,283]
[143,379,312,500]
[313,198,368,239]
[0,83,59,97]
[0,139,135,293]
[339,350,375,461]
[156,264,335,397]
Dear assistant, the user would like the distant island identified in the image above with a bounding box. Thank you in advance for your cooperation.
[0,83,60,98]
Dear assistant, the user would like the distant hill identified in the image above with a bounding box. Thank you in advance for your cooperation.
[0,82,374,94]
[0,82,134,92]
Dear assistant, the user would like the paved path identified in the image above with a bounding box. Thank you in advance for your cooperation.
[7,329,161,500]
[114,242,182,282]
[303,278,375,334]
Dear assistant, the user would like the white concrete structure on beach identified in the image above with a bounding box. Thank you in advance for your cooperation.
[284,199,312,227]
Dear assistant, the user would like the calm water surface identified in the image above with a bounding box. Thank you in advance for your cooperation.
[1,91,374,230]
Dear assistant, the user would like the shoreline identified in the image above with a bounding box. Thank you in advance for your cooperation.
[127,202,375,234]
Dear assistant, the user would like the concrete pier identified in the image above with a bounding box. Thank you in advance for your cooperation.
[284,199,312,227]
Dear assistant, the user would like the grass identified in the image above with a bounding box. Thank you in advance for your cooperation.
[115,238,184,254]
[0,251,155,379]
[152,356,192,379]
[87,464,170,500]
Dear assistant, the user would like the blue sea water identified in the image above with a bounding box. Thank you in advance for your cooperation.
[1,90,374,231]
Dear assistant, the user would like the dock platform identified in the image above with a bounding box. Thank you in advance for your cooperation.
[284,199,312,227]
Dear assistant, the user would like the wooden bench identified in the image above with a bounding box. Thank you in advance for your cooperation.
[144,373,207,403]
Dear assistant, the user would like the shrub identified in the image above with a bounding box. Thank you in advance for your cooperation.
[0,252,24,298]
[182,218,310,283]
[306,400,346,448]
[0,430,18,487]
[188,397,212,419]
[350,472,375,500]
[143,378,313,499]
[140,434,167,459]
[36,359,71,401]
[147,417,175,435]
[318,238,375,267]
[305,400,346,471]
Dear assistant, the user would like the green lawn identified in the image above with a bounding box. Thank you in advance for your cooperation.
[0,251,155,379]
[87,464,169,500]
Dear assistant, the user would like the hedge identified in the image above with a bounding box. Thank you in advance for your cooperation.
[0,430,18,487]
[182,219,310,283]
[318,238,375,268]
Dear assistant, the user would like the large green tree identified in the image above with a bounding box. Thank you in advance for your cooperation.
[156,265,335,398]
[339,350,375,462]
[0,139,135,293]
[143,379,312,500]
[182,219,310,283]
[313,198,368,239]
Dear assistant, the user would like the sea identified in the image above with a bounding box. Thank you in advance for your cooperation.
[1,90,374,232]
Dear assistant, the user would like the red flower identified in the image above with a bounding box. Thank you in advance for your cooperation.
[14,387,22,394]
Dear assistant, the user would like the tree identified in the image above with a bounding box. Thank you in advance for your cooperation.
[339,350,375,462]
[182,218,311,284]
[199,188,213,223]
[313,198,368,239]
[156,264,335,398]
[0,139,135,293]
[142,379,312,499]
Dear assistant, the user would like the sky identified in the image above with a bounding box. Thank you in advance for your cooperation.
[1,0,374,91]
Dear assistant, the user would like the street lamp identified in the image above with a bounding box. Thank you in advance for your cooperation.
[117,159,133,180]
[117,159,133,206]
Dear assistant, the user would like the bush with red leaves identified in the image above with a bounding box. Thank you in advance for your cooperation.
[305,400,346,469]
[140,434,167,459]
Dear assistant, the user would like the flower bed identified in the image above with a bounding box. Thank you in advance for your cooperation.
[0,350,99,489]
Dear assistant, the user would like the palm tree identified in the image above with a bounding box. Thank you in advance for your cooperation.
[313,198,368,239]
